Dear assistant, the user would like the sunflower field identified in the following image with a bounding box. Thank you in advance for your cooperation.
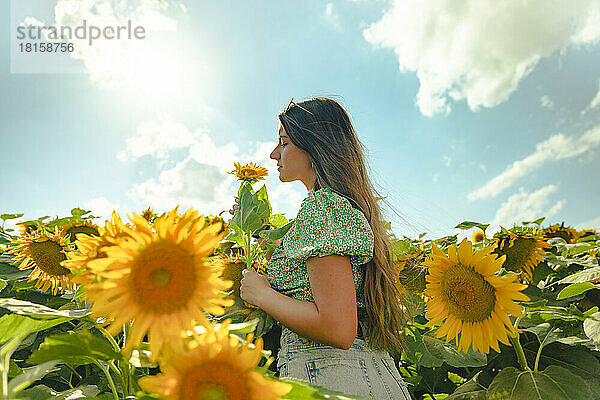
[0,163,598,400]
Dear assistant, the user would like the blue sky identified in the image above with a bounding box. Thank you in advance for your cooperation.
[2,0,600,239]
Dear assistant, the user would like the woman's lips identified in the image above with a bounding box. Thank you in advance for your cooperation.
[278,166,282,171]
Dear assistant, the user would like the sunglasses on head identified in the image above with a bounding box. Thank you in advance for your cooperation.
[284,97,312,115]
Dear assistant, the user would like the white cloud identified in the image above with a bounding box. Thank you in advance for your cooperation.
[442,155,451,167]
[581,79,600,116]
[83,196,121,222]
[575,216,600,230]
[363,0,600,116]
[129,156,235,213]
[125,119,307,218]
[324,3,341,30]
[540,95,554,110]
[468,124,600,200]
[124,118,201,160]
[488,185,565,234]
[29,0,185,93]
[432,172,439,183]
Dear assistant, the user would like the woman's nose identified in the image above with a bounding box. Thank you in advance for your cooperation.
[270,146,279,160]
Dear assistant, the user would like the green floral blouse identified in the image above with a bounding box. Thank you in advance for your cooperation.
[266,187,374,318]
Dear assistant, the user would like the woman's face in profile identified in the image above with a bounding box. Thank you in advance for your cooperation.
[270,122,315,189]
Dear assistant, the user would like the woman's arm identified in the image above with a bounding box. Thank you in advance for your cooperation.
[251,254,358,350]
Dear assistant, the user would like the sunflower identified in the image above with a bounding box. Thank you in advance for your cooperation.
[7,226,75,295]
[574,229,597,242]
[61,220,100,244]
[16,221,40,236]
[492,231,551,281]
[207,214,228,235]
[138,319,291,400]
[228,162,268,183]
[63,211,129,272]
[76,207,234,358]
[471,230,485,243]
[423,239,529,354]
[543,223,578,244]
[398,251,428,293]
[141,206,154,222]
[219,254,267,309]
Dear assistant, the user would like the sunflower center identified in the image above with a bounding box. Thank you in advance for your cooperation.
[150,269,171,286]
[440,264,496,323]
[503,238,535,271]
[130,240,197,314]
[180,362,247,400]
[28,240,69,276]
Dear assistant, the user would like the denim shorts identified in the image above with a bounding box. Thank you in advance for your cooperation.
[276,321,412,400]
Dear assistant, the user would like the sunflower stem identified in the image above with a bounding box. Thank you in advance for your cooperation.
[245,232,252,271]
[91,359,120,400]
[108,361,127,398]
[534,345,543,372]
[94,323,122,354]
[509,333,530,371]
[122,324,132,395]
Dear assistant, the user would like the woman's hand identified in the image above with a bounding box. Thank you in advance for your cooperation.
[240,268,272,308]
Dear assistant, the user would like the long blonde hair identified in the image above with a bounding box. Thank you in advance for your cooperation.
[278,96,407,352]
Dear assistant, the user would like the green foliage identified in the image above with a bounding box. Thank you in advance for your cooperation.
[454,221,490,233]
[28,330,123,366]
[487,365,594,400]
[0,314,72,345]
[1,203,599,399]
[7,361,59,397]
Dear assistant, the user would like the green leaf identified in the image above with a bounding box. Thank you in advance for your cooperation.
[0,256,31,280]
[224,230,245,248]
[255,184,272,216]
[1,213,24,221]
[531,262,555,285]
[0,298,90,319]
[228,318,259,335]
[445,373,486,399]
[557,282,599,300]
[70,208,91,218]
[404,328,486,368]
[244,308,274,337]
[269,213,288,228]
[487,365,594,400]
[261,220,294,242]
[19,384,100,399]
[422,334,487,367]
[454,221,489,233]
[8,359,23,377]
[231,185,266,232]
[522,341,600,394]
[554,266,600,285]
[523,323,561,348]
[583,311,600,344]
[281,378,367,399]
[8,361,59,395]
[28,330,123,366]
[523,304,589,323]
[0,314,71,345]
[0,278,6,292]
[522,217,546,226]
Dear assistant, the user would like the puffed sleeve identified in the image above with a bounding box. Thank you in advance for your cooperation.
[284,189,374,266]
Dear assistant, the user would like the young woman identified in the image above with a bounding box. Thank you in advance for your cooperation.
[233,97,412,399]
